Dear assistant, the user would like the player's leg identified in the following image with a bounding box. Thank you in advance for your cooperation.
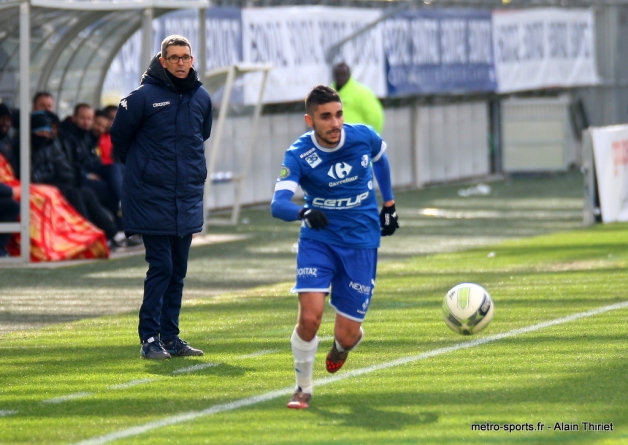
[326,315,364,373]
[287,238,334,409]
[326,245,377,373]
[287,291,325,409]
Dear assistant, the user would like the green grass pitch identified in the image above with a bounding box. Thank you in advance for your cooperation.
[0,172,626,444]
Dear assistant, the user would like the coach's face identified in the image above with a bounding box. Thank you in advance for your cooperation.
[160,44,194,79]
[305,101,343,148]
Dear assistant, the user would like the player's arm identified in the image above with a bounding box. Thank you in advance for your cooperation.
[271,174,328,229]
[271,186,301,222]
[373,151,399,236]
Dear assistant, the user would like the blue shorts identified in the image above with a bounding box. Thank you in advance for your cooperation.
[291,238,378,322]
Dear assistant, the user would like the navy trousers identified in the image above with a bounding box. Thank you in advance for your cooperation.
[138,234,193,343]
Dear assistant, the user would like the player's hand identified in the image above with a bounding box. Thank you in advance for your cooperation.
[299,208,329,230]
[380,204,399,236]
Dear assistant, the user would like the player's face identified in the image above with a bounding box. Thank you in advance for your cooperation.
[160,45,194,79]
[305,101,343,148]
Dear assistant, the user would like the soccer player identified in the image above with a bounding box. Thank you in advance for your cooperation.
[270,85,399,409]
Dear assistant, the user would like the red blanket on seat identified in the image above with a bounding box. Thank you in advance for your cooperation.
[0,153,109,261]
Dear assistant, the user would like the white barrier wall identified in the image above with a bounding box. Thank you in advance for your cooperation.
[502,96,580,172]
[414,102,490,187]
[204,100,491,212]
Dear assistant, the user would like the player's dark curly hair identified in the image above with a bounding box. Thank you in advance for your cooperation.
[305,85,341,115]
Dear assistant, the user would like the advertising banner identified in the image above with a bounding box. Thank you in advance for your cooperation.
[590,125,628,223]
[493,8,599,93]
[241,6,385,104]
[384,8,496,96]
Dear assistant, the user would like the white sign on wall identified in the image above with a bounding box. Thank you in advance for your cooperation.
[241,6,385,104]
[493,8,599,93]
[590,125,628,223]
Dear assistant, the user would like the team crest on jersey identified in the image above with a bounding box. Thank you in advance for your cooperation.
[278,166,290,179]
[361,155,369,168]
[304,153,322,168]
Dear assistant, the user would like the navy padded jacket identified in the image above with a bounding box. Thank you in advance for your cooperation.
[111,54,213,236]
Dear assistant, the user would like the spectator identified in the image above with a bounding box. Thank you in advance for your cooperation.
[0,103,13,160]
[32,92,55,113]
[29,111,117,242]
[59,104,121,235]
[331,62,384,135]
[0,182,19,257]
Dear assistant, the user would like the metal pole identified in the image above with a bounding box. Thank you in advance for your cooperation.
[198,8,207,81]
[230,68,270,225]
[19,0,30,263]
[141,7,153,68]
[203,66,236,232]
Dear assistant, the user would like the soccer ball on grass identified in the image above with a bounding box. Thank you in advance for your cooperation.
[442,283,494,335]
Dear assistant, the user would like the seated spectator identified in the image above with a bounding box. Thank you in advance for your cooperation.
[59,104,122,238]
[29,111,117,243]
[32,92,55,113]
[0,103,14,159]
[0,139,108,261]
[0,182,19,257]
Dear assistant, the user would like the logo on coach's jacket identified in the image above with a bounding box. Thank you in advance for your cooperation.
[152,101,170,108]
[120,99,128,110]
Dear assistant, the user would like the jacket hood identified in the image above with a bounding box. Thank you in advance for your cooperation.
[140,52,201,91]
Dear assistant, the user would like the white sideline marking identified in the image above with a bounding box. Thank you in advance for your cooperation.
[236,349,279,359]
[108,379,156,390]
[318,335,334,342]
[72,301,628,445]
[0,410,18,417]
[42,392,93,404]
[172,363,218,375]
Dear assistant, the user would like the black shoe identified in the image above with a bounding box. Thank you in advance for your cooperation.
[140,336,171,359]
[163,337,203,357]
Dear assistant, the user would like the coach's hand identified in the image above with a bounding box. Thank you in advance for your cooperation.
[380,203,399,236]
[299,208,329,230]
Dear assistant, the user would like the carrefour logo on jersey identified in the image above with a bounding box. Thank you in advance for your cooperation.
[328,162,352,179]
[313,191,370,209]
[328,162,358,187]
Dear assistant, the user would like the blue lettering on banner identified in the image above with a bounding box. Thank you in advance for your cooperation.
[249,21,288,66]
[495,24,520,63]
[549,21,568,59]
[287,20,320,65]
[385,9,496,96]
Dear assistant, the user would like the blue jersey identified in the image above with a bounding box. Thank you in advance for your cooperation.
[274,124,386,249]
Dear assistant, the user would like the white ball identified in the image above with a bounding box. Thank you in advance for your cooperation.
[442,283,494,335]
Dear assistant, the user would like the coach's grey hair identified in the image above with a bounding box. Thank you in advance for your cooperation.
[160,35,192,59]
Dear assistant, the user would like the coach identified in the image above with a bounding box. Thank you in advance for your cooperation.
[111,34,213,360]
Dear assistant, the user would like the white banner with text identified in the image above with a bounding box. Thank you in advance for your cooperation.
[241,6,385,104]
[493,8,599,93]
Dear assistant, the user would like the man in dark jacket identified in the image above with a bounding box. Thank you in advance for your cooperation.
[111,34,213,360]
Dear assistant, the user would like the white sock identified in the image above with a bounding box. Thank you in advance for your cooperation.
[335,327,364,352]
[291,328,319,394]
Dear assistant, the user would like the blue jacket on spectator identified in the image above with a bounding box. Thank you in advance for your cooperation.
[111,54,213,237]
